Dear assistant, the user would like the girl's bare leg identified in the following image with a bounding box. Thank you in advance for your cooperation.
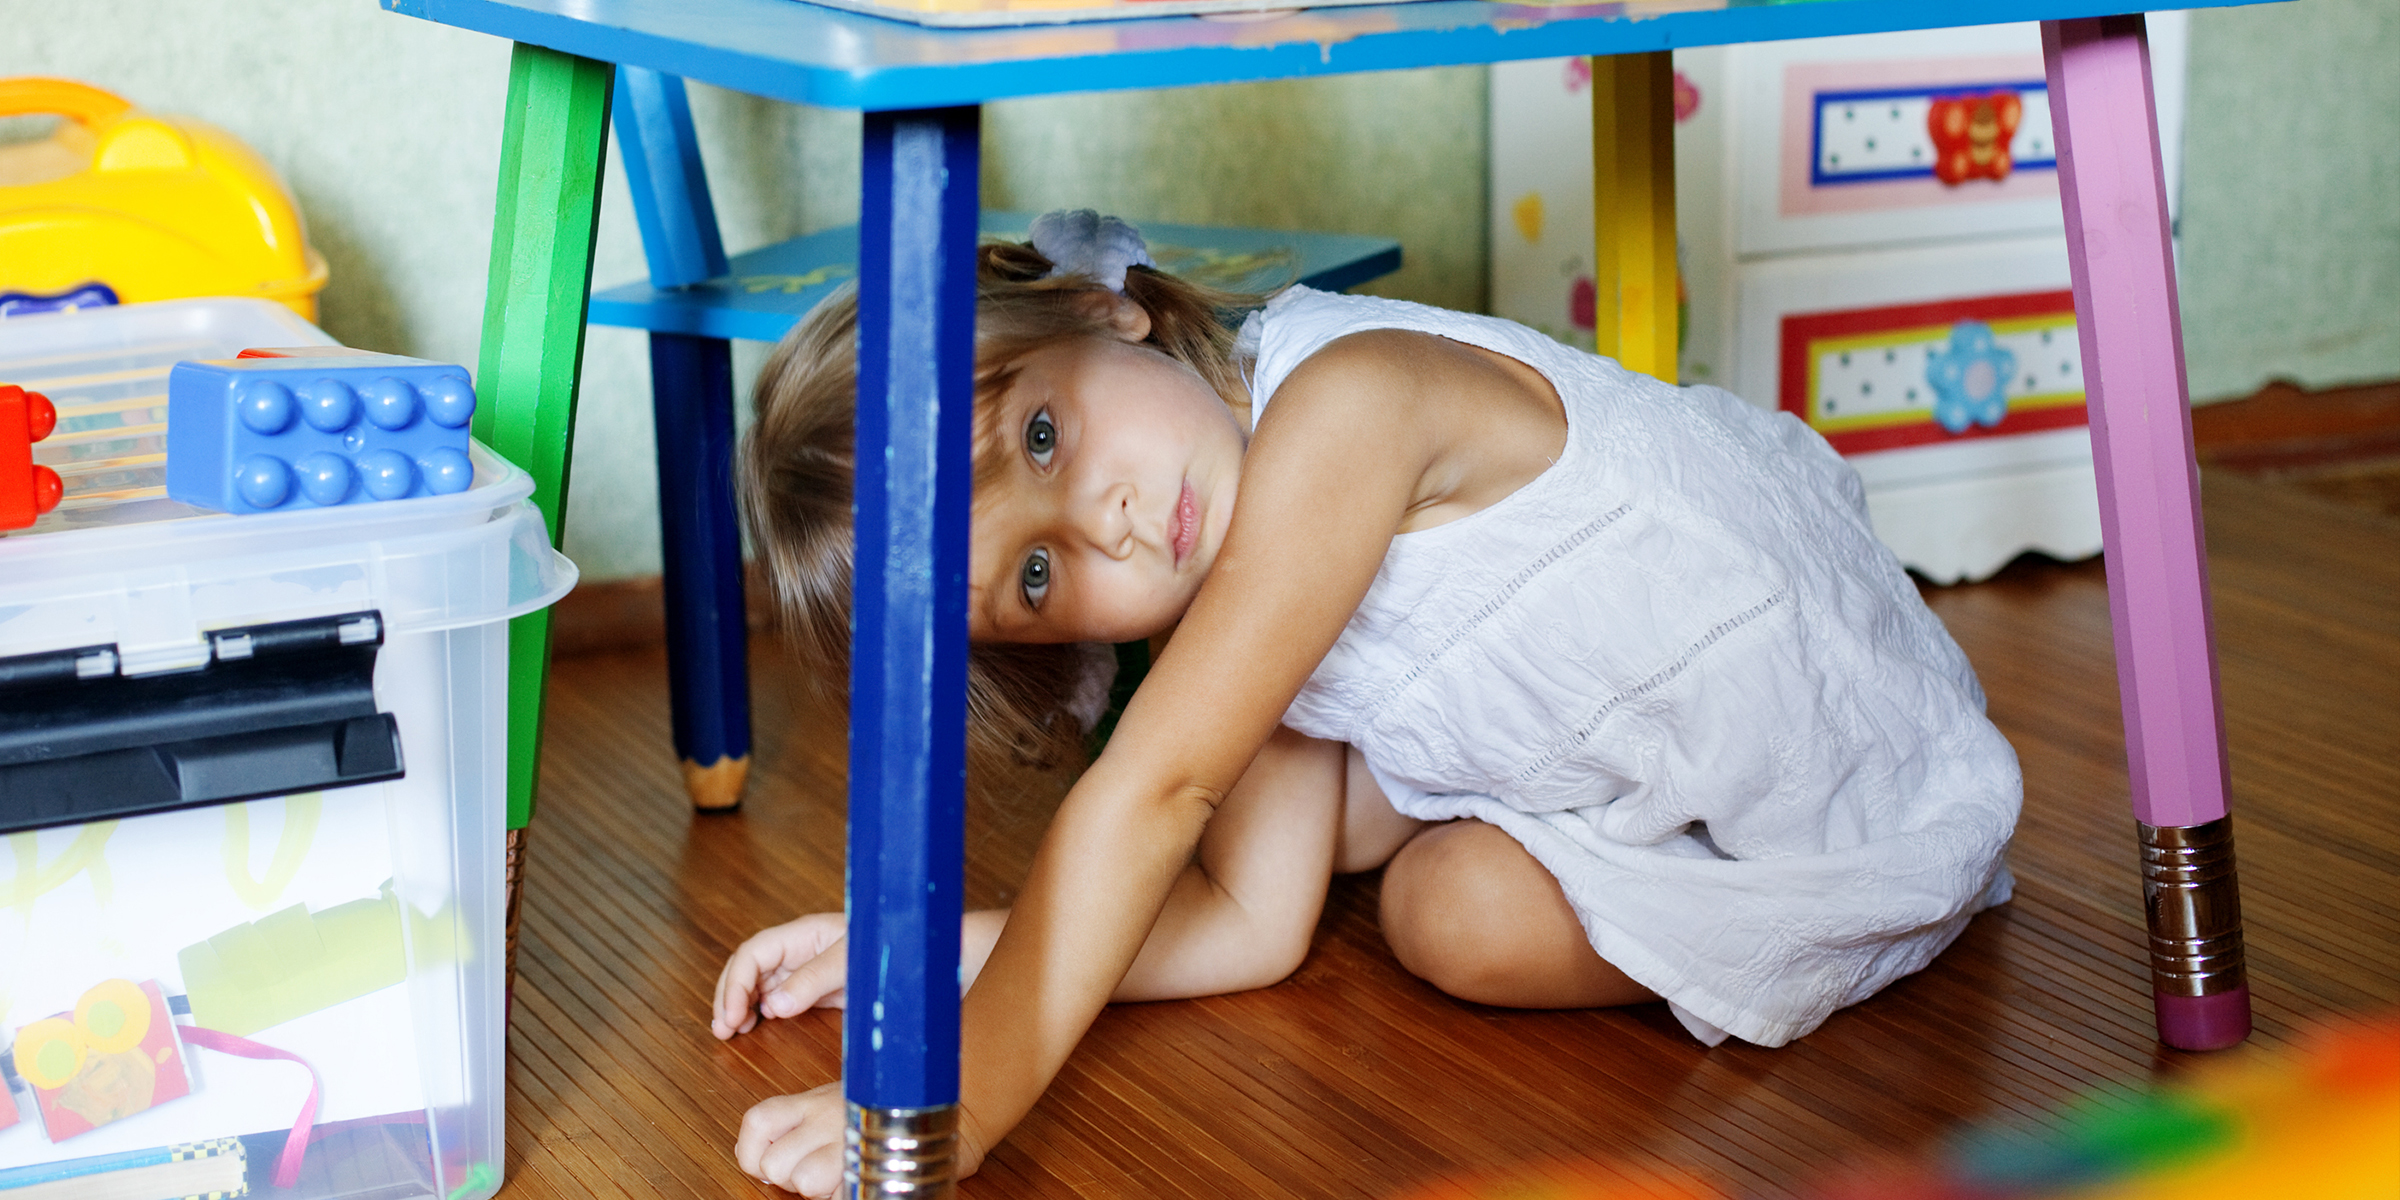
[1337,743,1427,873]
[1378,819,1656,1009]
[1110,724,1347,1001]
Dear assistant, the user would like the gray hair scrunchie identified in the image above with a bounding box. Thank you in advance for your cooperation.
[1029,209,1155,294]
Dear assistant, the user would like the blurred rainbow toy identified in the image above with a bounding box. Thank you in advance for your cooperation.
[0,77,326,321]
[1387,1014,2399,1200]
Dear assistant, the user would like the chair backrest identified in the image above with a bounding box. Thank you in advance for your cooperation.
[613,66,729,290]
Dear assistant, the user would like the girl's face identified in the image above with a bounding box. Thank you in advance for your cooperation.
[969,331,1246,645]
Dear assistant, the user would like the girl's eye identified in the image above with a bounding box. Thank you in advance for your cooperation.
[1019,547,1052,609]
[1024,409,1057,468]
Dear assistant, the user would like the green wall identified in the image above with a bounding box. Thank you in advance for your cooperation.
[983,70,1487,313]
[2,0,2390,581]
[2176,0,2398,401]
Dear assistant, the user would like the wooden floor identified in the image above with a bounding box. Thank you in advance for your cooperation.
[504,466,2398,1199]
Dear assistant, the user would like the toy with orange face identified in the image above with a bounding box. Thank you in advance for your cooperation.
[8,978,191,1140]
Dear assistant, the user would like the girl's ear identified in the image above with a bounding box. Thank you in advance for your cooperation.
[1072,289,1153,342]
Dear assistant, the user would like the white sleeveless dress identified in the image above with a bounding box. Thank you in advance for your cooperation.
[1237,287,2021,1047]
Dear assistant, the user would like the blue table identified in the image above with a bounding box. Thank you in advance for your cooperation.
[381,0,2273,1191]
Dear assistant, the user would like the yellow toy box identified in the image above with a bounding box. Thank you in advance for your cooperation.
[0,78,326,321]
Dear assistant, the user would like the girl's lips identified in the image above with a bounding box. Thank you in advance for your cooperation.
[1172,481,1198,566]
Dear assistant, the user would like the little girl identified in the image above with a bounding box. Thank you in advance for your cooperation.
[714,210,2021,1195]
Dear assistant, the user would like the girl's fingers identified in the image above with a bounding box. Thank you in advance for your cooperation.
[715,950,782,1037]
[764,936,848,1016]
[738,1085,845,1196]
[716,920,812,1035]
[790,913,847,959]
[735,1091,812,1174]
[712,958,755,1039]
[765,1129,845,1198]
[714,914,853,1037]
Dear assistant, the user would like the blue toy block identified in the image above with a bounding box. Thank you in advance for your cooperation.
[167,355,477,513]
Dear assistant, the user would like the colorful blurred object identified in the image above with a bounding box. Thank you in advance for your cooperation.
[1390,1162,1719,1200]
[0,77,326,321]
[1387,1014,2399,1200]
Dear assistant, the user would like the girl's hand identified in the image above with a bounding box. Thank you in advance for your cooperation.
[736,1084,992,1197]
[713,913,848,1039]
[735,1082,843,1197]
[713,911,1015,1040]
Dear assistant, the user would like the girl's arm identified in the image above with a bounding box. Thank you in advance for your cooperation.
[738,336,1472,1195]
[949,338,1441,1166]
[716,724,1349,1036]
[1112,724,1346,999]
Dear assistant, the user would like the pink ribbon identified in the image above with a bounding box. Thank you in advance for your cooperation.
[177,1025,320,1188]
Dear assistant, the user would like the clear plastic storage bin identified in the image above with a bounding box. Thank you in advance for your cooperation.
[0,299,572,1200]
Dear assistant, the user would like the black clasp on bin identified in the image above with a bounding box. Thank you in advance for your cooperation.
[0,610,405,834]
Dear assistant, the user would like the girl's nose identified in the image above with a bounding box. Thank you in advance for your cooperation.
[1080,481,1137,559]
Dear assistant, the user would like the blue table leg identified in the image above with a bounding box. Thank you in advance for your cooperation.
[846,104,979,1196]
[649,330,752,812]
[614,66,753,812]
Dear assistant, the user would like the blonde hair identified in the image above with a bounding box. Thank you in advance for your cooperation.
[742,239,1252,779]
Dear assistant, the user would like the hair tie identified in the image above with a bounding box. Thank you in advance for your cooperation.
[1029,209,1154,294]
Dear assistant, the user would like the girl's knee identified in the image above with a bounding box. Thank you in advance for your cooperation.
[1378,822,1524,999]
[1378,821,1652,1009]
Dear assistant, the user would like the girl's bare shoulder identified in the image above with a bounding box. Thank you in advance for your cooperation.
[1271,328,1448,403]
[1249,329,1458,455]
[1254,326,1566,533]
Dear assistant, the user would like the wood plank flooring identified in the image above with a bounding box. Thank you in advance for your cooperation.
[509,469,2398,1198]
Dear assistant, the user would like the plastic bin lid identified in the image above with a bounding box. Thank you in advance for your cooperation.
[0,299,575,666]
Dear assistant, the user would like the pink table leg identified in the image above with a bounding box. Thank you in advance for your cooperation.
[2044,15,2249,1051]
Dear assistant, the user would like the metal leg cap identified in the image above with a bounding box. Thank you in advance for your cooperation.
[2156,983,2252,1050]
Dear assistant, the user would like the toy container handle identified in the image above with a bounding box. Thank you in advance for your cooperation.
[0,77,132,127]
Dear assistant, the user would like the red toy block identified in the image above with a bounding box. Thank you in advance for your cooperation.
[2,382,63,530]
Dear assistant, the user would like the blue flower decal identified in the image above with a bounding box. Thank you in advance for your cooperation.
[1925,320,2015,434]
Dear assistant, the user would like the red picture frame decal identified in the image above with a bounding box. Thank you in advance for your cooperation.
[1778,289,2087,456]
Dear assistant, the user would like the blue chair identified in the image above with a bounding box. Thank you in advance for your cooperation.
[595,66,1403,811]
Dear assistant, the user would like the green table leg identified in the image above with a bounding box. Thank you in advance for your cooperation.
[473,43,614,834]
[472,44,611,995]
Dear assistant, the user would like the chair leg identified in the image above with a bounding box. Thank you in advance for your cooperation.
[2044,15,2249,1051]
[650,330,751,812]
[615,67,748,812]
[615,67,731,289]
